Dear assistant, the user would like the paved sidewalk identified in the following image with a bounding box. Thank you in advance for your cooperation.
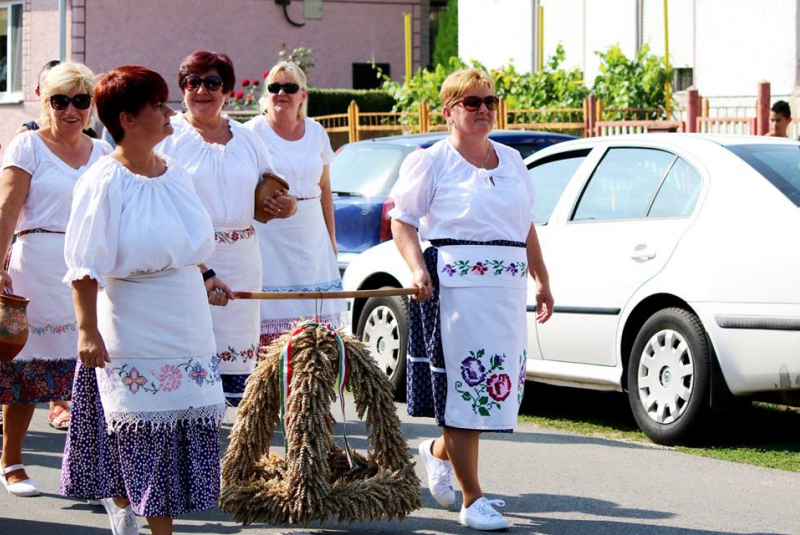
[0,401,798,534]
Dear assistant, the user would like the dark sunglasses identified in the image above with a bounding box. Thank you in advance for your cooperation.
[49,93,92,111]
[182,75,224,92]
[267,82,301,95]
[456,95,499,112]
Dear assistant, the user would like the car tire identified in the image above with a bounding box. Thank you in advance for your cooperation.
[356,289,408,401]
[627,307,710,445]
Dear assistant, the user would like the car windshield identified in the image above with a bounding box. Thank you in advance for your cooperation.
[330,144,414,197]
[507,140,563,160]
[726,144,800,206]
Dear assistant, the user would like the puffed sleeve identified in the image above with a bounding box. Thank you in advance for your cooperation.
[387,149,436,228]
[316,121,335,165]
[1,132,37,174]
[63,165,122,288]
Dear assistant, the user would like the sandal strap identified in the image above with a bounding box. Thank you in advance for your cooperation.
[2,464,24,475]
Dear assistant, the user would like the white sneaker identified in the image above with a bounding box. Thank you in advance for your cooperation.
[0,464,40,497]
[100,497,140,535]
[418,438,456,508]
[459,497,509,531]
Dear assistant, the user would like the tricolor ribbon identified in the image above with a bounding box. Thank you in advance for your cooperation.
[278,319,357,468]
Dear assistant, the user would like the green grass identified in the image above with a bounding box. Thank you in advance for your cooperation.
[518,384,800,472]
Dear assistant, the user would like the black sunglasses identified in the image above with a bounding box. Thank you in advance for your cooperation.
[456,95,499,112]
[182,75,224,92]
[267,82,301,95]
[49,93,92,111]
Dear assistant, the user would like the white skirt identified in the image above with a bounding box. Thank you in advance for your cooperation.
[437,245,528,431]
[209,226,261,376]
[7,232,77,362]
[95,266,225,431]
[255,199,347,337]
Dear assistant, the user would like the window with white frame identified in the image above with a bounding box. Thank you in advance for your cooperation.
[0,1,23,98]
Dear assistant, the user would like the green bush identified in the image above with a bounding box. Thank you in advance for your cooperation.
[432,0,458,67]
[307,88,396,116]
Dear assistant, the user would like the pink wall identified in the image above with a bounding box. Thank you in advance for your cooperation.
[1,0,421,151]
[84,0,421,100]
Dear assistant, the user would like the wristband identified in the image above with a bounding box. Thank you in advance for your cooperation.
[202,268,216,282]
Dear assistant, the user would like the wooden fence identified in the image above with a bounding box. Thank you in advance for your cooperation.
[228,81,782,147]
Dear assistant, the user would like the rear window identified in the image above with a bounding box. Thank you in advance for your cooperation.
[329,144,413,197]
[726,144,800,206]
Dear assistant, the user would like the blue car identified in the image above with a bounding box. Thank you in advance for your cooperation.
[330,130,576,271]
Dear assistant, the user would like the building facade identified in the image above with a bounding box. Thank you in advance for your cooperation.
[0,0,425,148]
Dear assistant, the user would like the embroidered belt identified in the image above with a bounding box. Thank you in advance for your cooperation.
[16,228,66,237]
[296,196,320,201]
[430,239,526,248]
[214,225,256,244]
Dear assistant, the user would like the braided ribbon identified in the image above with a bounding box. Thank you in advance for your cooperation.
[278,319,357,468]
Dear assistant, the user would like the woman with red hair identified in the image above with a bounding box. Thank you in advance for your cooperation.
[60,65,229,535]
[158,50,296,408]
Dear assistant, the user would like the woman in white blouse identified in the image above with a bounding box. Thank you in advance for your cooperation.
[245,61,347,348]
[60,66,230,535]
[390,68,554,531]
[0,62,111,498]
[158,50,296,407]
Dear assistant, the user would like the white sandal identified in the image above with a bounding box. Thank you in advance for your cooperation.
[0,464,40,497]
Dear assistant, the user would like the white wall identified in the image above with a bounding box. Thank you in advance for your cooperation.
[541,0,584,71]
[459,0,535,71]
[582,0,639,82]
[696,0,797,97]
[642,0,694,68]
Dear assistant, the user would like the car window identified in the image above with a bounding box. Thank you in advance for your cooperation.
[573,148,675,221]
[648,158,703,218]
[507,141,551,160]
[330,144,413,197]
[726,144,800,206]
[528,151,590,224]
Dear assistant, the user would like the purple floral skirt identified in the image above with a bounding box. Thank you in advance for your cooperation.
[0,358,75,405]
[406,239,525,433]
[60,362,220,518]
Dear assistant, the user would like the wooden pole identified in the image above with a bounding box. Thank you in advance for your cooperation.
[756,80,770,135]
[685,87,699,133]
[232,288,419,300]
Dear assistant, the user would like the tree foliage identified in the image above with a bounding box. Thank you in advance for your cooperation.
[432,0,458,67]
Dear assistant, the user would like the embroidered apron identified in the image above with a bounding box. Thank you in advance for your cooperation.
[209,226,261,377]
[95,266,225,431]
[255,199,347,337]
[437,245,528,431]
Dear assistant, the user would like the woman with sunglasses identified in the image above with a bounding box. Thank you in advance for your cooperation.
[157,50,295,407]
[0,62,111,497]
[61,65,228,535]
[244,61,347,349]
[389,68,554,531]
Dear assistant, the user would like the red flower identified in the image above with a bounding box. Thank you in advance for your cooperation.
[471,262,488,275]
[486,373,512,401]
[252,80,260,86]
[236,91,244,99]
[241,79,250,87]
[262,69,270,79]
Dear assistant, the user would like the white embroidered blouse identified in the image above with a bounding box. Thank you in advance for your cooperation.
[388,139,536,243]
[1,131,112,233]
[63,156,215,287]
[243,115,334,199]
[157,114,275,230]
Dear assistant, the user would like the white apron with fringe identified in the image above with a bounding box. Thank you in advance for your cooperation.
[255,198,347,336]
[7,233,77,361]
[210,226,261,375]
[437,245,528,431]
[94,266,225,431]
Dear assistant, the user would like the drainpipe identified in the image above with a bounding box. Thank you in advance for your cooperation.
[58,0,66,61]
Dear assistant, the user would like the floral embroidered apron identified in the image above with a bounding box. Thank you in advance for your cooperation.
[437,244,528,431]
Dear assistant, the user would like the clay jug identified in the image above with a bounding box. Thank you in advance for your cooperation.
[0,292,29,362]
[254,172,290,224]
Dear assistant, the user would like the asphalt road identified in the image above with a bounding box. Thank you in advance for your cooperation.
[1,399,798,535]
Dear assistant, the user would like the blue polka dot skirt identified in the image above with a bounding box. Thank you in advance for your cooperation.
[406,240,525,433]
[221,374,249,407]
[60,362,220,518]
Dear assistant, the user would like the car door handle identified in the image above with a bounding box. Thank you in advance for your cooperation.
[630,245,656,261]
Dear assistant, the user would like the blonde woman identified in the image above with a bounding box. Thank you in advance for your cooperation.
[0,62,111,497]
[390,68,554,530]
[245,62,346,348]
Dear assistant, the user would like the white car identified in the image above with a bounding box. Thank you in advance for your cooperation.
[341,134,800,445]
